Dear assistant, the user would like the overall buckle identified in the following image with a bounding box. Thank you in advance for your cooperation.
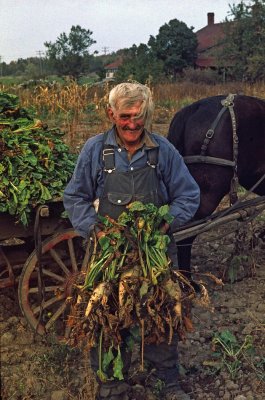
[103,148,115,173]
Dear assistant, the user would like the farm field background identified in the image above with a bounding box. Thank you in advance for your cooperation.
[2,80,265,149]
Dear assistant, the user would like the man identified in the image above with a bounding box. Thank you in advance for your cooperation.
[63,82,200,400]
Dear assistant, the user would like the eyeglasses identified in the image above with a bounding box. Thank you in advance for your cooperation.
[116,113,142,122]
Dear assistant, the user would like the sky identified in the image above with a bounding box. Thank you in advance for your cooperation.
[0,0,243,63]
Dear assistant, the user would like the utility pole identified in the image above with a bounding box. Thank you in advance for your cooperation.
[102,46,109,55]
[36,50,44,75]
[0,56,3,77]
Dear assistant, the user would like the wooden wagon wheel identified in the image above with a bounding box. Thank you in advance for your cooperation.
[18,228,91,338]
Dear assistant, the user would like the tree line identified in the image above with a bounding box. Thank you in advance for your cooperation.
[1,0,265,83]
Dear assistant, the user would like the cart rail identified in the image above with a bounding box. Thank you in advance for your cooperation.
[173,195,265,242]
[0,201,69,243]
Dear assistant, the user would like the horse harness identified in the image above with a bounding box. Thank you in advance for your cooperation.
[183,93,239,204]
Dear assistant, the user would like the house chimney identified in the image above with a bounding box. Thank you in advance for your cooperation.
[207,12,215,25]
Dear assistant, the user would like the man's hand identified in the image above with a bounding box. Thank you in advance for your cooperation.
[160,222,170,234]
[96,230,106,239]
[93,223,106,240]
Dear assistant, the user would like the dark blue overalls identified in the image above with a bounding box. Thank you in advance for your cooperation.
[92,137,179,399]
[98,137,163,218]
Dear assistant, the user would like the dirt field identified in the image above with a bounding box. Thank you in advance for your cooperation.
[1,210,265,400]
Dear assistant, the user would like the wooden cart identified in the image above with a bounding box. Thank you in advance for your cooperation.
[0,201,87,339]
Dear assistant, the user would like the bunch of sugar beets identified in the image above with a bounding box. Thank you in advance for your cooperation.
[68,201,209,382]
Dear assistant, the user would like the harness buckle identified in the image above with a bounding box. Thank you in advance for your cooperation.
[206,129,214,138]
[221,93,235,107]
[103,148,115,173]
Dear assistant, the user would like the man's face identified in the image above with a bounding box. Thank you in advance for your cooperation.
[107,101,145,147]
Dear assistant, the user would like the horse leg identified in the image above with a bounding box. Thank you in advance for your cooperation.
[175,187,221,278]
[176,236,202,292]
[176,237,195,278]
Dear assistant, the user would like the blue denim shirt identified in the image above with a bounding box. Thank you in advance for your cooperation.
[63,127,200,238]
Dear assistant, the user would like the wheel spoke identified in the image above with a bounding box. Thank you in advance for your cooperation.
[0,247,14,280]
[64,324,72,339]
[42,267,65,282]
[19,228,82,337]
[33,294,65,315]
[49,248,71,276]
[45,301,67,330]
[68,238,78,272]
[81,240,91,272]
[29,285,63,293]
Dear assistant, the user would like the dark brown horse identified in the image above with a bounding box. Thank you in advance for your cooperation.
[167,94,265,276]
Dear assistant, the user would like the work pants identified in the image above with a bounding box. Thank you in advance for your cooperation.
[90,331,179,396]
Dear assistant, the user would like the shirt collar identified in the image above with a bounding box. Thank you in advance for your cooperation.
[104,126,159,149]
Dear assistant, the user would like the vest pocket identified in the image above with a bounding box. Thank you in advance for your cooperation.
[107,192,133,206]
[135,190,163,206]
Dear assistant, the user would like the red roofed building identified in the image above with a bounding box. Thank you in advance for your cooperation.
[104,59,123,79]
[103,14,226,79]
[196,13,226,68]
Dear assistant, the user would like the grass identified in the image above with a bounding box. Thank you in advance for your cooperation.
[0,75,26,85]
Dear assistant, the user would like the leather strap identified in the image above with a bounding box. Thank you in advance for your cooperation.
[184,155,235,167]
[102,132,159,173]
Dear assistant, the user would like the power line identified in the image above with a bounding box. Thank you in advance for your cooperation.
[36,50,45,75]
[101,46,110,55]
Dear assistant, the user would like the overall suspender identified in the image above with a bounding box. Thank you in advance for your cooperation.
[102,131,158,172]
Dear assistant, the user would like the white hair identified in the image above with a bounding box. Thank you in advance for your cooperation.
[108,82,154,130]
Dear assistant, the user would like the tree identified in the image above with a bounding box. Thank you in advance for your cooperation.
[44,25,96,78]
[148,19,197,80]
[221,0,265,81]
[24,63,40,79]
[3,58,30,76]
[115,44,164,84]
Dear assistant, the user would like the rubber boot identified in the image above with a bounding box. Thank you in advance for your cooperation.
[96,381,130,400]
[130,384,158,400]
[163,382,191,400]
